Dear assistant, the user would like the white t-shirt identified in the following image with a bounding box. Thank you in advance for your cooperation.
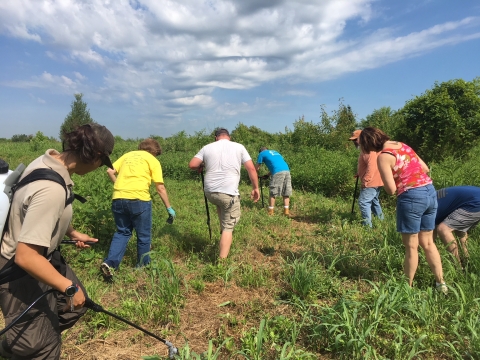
[194,139,252,195]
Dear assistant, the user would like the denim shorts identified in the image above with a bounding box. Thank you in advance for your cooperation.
[396,184,437,233]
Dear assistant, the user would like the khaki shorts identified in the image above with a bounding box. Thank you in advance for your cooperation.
[270,171,292,197]
[205,192,241,231]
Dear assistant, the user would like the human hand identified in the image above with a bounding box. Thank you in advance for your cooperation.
[69,230,98,249]
[251,189,260,202]
[167,207,176,218]
[62,286,86,312]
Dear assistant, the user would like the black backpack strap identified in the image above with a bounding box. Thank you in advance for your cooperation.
[12,168,74,206]
[73,194,87,204]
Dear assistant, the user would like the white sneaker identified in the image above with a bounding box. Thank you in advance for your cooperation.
[436,283,448,295]
[100,262,114,279]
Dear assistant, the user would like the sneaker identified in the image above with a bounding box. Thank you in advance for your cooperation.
[268,208,274,215]
[436,282,448,295]
[100,262,114,280]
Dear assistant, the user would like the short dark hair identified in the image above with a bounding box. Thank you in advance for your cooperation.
[63,123,114,166]
[358,127,390,153]
[139,138,162,156]
[259,146,267,154]
[214,128,230,137]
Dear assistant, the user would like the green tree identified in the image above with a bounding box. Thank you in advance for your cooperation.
[397,78,480,162]
[11,134,32,142]
[59,93,94,140]
[30,131,49,151]
[359,106,404,138]
[318,99,357,150]
[287,116,323,148]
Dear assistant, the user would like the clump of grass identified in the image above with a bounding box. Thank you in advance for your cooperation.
[282,253,340,301]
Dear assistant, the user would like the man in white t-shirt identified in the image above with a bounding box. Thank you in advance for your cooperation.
[189,128,259,258]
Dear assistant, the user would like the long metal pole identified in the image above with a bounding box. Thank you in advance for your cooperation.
[351,176,359,215]
[200,171,212,241]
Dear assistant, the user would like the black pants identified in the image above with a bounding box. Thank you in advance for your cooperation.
[0,251,87,360]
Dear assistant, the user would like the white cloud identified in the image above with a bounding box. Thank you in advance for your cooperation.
[3,71,82,94]
[0,0,479,126]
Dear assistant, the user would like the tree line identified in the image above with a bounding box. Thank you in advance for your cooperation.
[6,77,480,166]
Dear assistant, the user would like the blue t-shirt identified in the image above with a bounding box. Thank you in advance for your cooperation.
[436,186,480,225]
[257,150,289,175]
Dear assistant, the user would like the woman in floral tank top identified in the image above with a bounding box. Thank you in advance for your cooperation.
[359,127,447,293]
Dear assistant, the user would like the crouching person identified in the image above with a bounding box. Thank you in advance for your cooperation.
[435,186,480,267]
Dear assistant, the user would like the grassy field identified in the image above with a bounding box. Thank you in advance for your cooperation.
[1,140,479,359]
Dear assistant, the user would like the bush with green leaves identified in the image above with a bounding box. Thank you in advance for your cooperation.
[397,77,480,162]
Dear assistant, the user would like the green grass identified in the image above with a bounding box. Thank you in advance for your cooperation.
[1,140,480,359]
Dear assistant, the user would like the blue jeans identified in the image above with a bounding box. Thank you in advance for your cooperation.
[358,186,384,227]
[396,184,437,233]
[104,199,152,269]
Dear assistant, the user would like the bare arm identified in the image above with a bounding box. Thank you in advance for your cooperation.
[15,243,85,308]
[155,182,171,208]
[244,160,260,202]
[189,157,203,171]
[107,168,117,183]
[377,153,397,195]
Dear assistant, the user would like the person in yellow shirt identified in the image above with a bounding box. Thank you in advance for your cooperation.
[101,138,175,280]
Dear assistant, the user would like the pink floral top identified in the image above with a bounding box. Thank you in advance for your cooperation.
[381,143,432,196]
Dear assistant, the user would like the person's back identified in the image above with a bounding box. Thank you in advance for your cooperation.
[381,142,432,196]
[257,150,289,175]
[436,186,480,225]
[112,150,162,201]
[198,139,251,195]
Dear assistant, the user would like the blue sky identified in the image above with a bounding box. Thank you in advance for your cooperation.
[1,0,479,140]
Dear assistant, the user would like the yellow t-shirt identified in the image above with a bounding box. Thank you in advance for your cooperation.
[112,150,164,201]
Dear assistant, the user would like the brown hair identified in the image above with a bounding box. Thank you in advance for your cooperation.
[63,124,114,164]
[139,138,162,156]
[358,127,390,153]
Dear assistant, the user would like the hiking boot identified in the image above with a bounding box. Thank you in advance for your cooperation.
[268,208,274,215]
[283,208,290,216]
[100,262,114,280]
[436,283,448,295]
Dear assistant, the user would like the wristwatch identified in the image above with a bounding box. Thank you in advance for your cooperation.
[65,283,78,297]
[65,283,79,311]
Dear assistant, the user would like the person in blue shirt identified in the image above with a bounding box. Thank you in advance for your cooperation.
[255,147,292,216]
[435,186,480,266]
